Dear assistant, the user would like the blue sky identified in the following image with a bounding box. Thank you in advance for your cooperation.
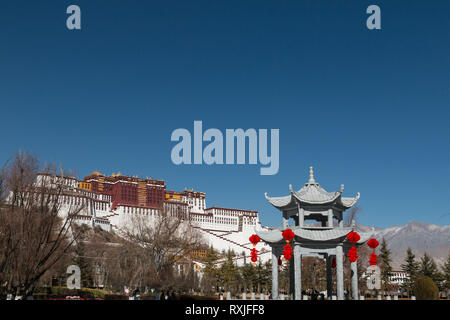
[0,1,449,228]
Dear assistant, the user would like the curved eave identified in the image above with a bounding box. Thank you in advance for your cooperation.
[264,192,296,210]
[337,192,360,209]
[255,229,284,244]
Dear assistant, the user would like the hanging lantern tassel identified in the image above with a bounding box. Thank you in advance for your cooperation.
[347,246,358,262]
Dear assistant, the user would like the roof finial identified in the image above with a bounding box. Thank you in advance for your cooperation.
[308,166,316,184]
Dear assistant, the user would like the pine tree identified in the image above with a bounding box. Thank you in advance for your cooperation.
[202,246,220,294]
[442,253,450,292]
[240,263,256,292]
[419,252,441,286]
[204,246,219,274]
[400,248,419,295]
[379,238,393,293]
[218,250,239,294]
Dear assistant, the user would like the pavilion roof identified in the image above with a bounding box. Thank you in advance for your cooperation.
[265,167,360,210]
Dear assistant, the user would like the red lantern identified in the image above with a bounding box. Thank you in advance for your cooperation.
[283,244,293,260]
[367,238,379,249]
[249,234,260,265]
[346,231,360,244]
[282,229,295,243]
[369,252,377,266]
[331,257,336,269]
[347,246,358,262]
[367,238,379,266]
[249,234,260,246]
[281,228,295,260]
[278,256,282,266]
[250,248,258,264]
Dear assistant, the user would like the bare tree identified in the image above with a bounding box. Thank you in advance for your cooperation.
[110,208,205,292]
[0,151,84,297]
[343,206,361,227]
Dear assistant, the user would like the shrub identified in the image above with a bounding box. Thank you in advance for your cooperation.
[48,286,108,299]
[82,288,108,299]
[104,294,128,300]
[413,276,439,300]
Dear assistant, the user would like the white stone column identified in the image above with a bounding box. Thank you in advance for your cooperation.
[294,245,302,300]
[328,209,333,227]
[351,260,358,300]
[336,244,344,300]
[289,256,295,299]
[272,250,278,300]
[299,208,304,228]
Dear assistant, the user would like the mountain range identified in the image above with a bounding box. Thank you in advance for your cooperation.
[358,221,450,269]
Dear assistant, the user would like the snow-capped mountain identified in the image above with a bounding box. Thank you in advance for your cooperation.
[358,221,450,269]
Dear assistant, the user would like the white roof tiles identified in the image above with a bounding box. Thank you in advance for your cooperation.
[264,193,293,208]
[265,166,359,209]
[292,183,341,204]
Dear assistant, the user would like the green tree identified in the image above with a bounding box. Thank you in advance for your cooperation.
[379,238,393,293]
[254,261,271,293]
[441,253,450,293]
[419,252,442,288]
[201,246,220,294]
[240,263,256,292]
[218,250,239,294]
[400,248,419,296]
[203,246,219,274]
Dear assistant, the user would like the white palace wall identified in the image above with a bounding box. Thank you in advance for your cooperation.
[37,174,271,264]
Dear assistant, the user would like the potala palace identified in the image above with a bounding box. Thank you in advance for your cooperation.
[37,171,272,265]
